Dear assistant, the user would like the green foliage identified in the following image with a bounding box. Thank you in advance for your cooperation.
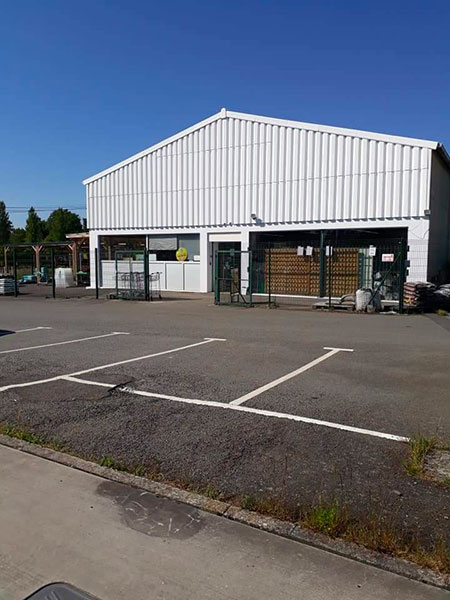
[25,207,46,243]
[99,455,119,469]
[0,423,65,451]
[203,484,221,499]
[0,201,13,243]
[240,494,258,511]
[238,492,298,520]
[302,501,347,536]
[0,423,46,445]
[10,227,26,243]
[99,455,148,477]
[45,207,82,241]
[405,435,436,476]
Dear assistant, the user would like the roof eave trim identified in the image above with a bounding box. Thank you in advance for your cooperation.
[226,110,438,150]
[436,143,450,169]
[82,110,226,185]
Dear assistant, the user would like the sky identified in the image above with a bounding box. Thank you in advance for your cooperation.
[1,0,450,228]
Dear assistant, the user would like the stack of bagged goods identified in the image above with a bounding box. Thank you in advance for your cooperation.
[403,281,436,310]
[0,276,15,295]
[433,284,450,311]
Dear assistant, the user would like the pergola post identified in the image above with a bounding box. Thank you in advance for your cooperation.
[70,242,78,283]
[32,245,42,284]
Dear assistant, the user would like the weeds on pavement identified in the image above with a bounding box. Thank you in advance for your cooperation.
[1,422,449,575]
[404,435,436,476]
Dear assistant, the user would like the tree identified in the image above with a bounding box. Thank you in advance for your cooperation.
[10,228,26,243]
[25,207,45,243]
[0,201,12,244]
[45,208,82,241]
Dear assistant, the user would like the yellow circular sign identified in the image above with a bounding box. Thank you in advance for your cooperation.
[176,247,188,262]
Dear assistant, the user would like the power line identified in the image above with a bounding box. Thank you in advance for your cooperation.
[6,206,85,213]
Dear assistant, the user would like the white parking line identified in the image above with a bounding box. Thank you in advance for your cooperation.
[14,327,53,333]
[63,376,203,402]
[0,332,130,355]
[230,347,354,406]
[0,338,226,392]
[61,376,408,443]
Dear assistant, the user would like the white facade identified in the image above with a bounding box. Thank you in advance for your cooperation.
[84,110,450,292]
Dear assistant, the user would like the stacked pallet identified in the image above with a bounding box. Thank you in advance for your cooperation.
[265,248,320,295]
[326,248,359,297]
[403,281,436,310]
[264,247,360,297]
[0,277,15,295]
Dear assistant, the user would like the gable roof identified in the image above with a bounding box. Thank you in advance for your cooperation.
[83,108,445,185]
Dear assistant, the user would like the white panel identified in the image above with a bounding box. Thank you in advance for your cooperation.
[166,263,184,290]
[183,262,201,292]
[86,115,434,230]
[149,262,166,290]
[100,260,116,288]
[208,232,242,242]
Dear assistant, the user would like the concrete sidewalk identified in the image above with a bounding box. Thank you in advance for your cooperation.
[0,444,447,600]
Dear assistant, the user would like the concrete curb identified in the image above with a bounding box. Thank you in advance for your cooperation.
[1,434,448,591]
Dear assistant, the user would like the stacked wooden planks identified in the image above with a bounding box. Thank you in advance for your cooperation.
[265,247,359,297]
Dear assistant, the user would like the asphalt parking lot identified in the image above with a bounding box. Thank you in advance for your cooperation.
[0,294,449,546]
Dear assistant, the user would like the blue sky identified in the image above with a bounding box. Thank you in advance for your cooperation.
[1,0,450,227]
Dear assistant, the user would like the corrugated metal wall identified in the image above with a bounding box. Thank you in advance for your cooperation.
[86,116,432,230]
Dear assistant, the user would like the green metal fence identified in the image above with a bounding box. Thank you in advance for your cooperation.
[215,236,407,310]
[214,249,254,306]
[251,237,407,309]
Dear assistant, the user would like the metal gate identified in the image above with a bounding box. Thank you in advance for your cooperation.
[214,249,253,305]
[114,250,161,301]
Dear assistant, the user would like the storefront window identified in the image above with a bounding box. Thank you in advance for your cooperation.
[148,234,200,261]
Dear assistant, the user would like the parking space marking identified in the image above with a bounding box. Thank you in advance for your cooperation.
[0,332,130,355]
[230,347,354,406]
[0,337,226,392]
[69,337,227,377]
[60,376,408,443]
[63,376,204,402]
[14,327,53,333]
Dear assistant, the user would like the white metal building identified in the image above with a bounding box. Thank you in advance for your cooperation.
[84,109,450,294]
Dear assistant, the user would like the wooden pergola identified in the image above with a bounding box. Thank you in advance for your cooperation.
[2,233,89,282]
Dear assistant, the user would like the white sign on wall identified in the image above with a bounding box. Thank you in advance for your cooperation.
[382,253,394,262]
[305,246,313,256]
[297,246,304,256]
[369,246,376,257]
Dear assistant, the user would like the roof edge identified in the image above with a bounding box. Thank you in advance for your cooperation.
[82,109,226,185]
[83,108,441,185]
[436,143,450,169]
[227,110,439,150]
